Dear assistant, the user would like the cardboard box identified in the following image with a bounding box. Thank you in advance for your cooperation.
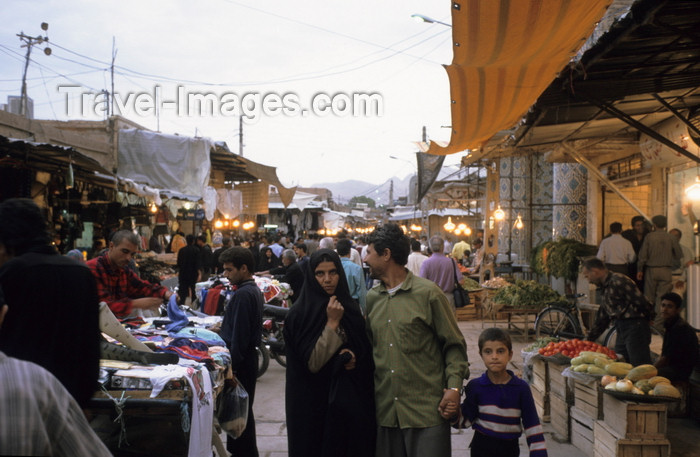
[594,420,670,457]
[602,394,667,439]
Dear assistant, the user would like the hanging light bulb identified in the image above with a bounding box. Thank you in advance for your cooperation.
[214,219,224,229]
[494,205,505,221]
[685,175,700,201]
[65,162,74,189]
[514,214,524,230]
[465,226,472,236]
[457,223,467,232]
[443,216,456,232]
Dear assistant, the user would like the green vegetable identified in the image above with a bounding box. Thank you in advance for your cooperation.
[492,280,567,310]
[460,277,481,291]
[524,336,560,352]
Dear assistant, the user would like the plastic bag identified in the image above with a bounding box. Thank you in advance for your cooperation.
[217,382,249,439]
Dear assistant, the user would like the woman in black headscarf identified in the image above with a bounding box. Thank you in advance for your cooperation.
[284,249,375,457]
[257,246,280,272]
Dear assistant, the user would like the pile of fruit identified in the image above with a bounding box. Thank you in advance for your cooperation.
[524,337,560,353]
[537,338,616,360]
[600,363,681,398]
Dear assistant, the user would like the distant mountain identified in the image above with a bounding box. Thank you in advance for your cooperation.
[311,176,412,204]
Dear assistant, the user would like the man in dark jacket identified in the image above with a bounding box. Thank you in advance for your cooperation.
[196,235,213,278]
[177,235,201,306]
[0,198,100,408]
[655,292,699,382]
[219,247,264,457]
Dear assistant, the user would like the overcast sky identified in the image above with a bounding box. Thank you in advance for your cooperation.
[0,0,464,188]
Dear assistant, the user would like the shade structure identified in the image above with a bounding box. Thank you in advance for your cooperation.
[427,0,611,156]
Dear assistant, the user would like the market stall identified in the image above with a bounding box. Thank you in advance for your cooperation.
[87,309,231,457]
[523,342,684,457]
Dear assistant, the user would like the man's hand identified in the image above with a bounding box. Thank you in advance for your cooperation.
[636,271,644,281]
[326,296,344,331]
[339,348,356,370]
[438,388,460,420]
[132,297,163,310]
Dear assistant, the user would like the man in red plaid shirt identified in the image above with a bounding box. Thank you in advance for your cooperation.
[88,230,175,318]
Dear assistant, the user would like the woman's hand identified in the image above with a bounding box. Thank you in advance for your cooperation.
[340,348,356,370]
[326,296,344,331]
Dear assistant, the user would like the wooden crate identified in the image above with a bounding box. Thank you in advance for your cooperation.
[594,420,670,457]
[573,379,603,420]
[532,358,549,393]
[550,392,570,442]
[570,406,594,453]
[531,384,550,423]
[456,304,479,321]
[549,362,573,404]
[602,394,667,439]
[691,380,700,421]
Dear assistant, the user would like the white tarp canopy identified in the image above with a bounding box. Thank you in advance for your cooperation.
[118,129,212,198]
[291,191,319,211]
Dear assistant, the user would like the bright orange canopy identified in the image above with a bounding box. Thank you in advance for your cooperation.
[427,0,611,155]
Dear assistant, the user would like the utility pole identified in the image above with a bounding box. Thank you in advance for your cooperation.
[389,179,394,206]
[239,115,244,156]
[111,37,117,117]
[17,22,51,118]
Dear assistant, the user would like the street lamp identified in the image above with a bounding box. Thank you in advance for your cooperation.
[410,14,452,28]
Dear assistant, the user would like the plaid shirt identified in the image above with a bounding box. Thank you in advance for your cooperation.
[87,253,168,317]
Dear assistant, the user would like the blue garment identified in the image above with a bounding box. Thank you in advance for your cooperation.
[461,370,547,457]
[170,327,226,347]
[165,294,189,332]
[340,257,367,313]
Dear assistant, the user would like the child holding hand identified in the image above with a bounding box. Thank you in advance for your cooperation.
[457,328,547,457]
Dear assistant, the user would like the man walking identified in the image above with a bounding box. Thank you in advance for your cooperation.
[597,222,635,275]
[419,236,463,309]
[406,239,427,276]
[219,247,264,457]
[637,215,682,330]
[337,238,367,313]
[364,223,469,457]
[178,235,201,306]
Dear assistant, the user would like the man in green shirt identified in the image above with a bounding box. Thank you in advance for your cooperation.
[365,223,469,457]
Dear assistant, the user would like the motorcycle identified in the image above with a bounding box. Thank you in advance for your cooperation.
[262,304,288,368]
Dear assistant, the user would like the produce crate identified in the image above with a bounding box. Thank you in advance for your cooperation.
[602,394,667,439]
[549,392,570,442]
[456,304,479,321]
[531,384,549,423]
[570,406,594,453]
[573,379,603,420]
[691,380,700,421]
[532,358,549,394]
[549,362,573,404]
[594,420,670,457]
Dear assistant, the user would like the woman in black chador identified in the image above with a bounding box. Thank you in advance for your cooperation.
[284,249,376,457]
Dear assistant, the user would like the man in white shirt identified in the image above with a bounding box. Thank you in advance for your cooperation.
[406,239,427,276]
[597,221,635,276]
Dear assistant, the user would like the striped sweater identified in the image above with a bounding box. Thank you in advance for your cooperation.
[460,371,547,457]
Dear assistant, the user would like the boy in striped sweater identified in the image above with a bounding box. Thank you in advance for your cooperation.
[458,328,547,457]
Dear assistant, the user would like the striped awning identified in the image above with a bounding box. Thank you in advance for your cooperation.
[427,0,612,156]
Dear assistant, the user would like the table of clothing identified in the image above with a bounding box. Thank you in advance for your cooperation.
[87,301,231,457]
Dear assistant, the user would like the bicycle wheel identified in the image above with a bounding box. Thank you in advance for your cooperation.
[256,345,270,379]
[603,325,663,359]
[535,306,582,339]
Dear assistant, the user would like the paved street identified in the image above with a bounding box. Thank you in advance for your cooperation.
[250,320,588,457]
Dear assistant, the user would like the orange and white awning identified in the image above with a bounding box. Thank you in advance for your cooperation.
[427,0,611,156]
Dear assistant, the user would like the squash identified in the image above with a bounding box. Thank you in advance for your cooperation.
[581,352,610,364]
[594,357,613,369]
[570,356,586,366]
[606,362,633,377]
[635,380,653,393]
[573,364,591,373]
[648,376,671,387]
[652,383,681,398]
[587,365,606,375]
[626,364,658,382]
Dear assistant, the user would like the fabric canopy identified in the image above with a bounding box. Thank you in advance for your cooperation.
[427,0,611,156]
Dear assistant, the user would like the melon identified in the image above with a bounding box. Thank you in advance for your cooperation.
[606,362,633,377]
[626,364,658,382]
[652,383,681,398]
[647,376,671,387]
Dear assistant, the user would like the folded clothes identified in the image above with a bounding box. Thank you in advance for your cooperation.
[169,327,226,346]
[157,337,214,365]
[165,294,190,332]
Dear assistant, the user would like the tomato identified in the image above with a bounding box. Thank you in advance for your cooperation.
[539,348,545,355]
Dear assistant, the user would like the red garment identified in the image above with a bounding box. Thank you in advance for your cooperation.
[203,285,225,316]
[87,253,168,317]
